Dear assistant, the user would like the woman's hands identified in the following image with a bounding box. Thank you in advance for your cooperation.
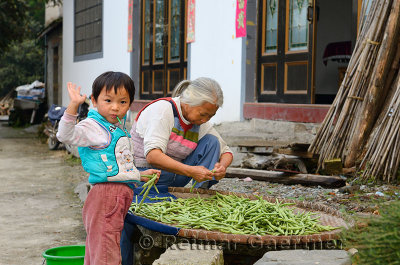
[189,166,213,182]
[140,169,161,183]
[145,149,232,183]
[66,82,87,115]
[210,153,232,180]
[147,149,214,182]
[190,162,227,182]
[211,162,227,180]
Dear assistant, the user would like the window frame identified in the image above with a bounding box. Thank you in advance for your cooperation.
[73,0,104,62]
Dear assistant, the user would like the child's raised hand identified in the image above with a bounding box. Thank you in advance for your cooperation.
[140,169,160,183]
[67,82,87,106]
[65,82,87,115]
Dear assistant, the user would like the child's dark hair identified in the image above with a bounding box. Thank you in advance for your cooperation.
[92,71,135,104]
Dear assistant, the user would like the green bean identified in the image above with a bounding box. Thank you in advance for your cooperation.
[154,184,159,193]
[148,196,172,201]
[136,173,158,210]
[190,181,197,193]
[136,186,151,210]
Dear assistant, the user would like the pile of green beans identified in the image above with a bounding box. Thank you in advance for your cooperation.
[129,193,338,236]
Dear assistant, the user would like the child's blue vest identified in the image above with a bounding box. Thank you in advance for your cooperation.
[78,110,141,185]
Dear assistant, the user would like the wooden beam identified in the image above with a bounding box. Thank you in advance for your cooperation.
[239,146,274,154]
[236,139,290,147]
[274,148,318,159]
[226,168,345,188]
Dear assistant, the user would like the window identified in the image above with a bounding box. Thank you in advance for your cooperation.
[74,0,103,61]
[140,0,187,99]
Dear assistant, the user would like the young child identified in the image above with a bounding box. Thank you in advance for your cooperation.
[57,71,160,265]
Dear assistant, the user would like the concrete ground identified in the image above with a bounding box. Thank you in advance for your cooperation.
[0,122,86,265]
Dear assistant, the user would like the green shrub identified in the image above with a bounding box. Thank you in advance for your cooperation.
[341,200,400,264]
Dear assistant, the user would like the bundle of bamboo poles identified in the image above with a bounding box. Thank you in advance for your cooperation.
[359,76,400,182]
[309,0,400,182]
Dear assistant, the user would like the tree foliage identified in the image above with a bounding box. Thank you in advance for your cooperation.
[0,0,48,50]
[0,40,44,97]
[0,0,54,96]
[0,0,28,51]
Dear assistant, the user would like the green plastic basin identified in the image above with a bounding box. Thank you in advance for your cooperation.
[42,245,85,265]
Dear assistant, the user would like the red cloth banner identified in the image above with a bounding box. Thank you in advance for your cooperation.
[235,0,247,38]
[187,0,195,43]
[127,0,133,52]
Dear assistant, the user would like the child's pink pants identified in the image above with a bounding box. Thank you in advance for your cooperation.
[82,183,133,265]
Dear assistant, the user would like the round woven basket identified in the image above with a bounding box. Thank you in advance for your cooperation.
[165,187,352,245]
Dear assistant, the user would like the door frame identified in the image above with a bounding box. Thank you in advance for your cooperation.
[139,0,187,100]
[255,0,317,104]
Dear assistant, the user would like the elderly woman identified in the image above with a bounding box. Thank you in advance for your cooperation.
[131,77,233,188]
[121,77,233,264]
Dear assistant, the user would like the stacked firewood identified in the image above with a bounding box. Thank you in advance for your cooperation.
[309,0,400,182]
[0,90,14,116]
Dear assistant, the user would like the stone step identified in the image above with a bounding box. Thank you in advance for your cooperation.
[253,250,351,265]
[152,243,224,265]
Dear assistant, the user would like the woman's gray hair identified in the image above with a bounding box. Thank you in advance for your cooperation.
[172,77,223,107]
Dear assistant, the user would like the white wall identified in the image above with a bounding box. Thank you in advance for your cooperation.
[190,0,244,123]
[62,0,131,106]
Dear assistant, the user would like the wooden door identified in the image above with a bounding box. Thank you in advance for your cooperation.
[140,0,187,100]
[257,0,316,103]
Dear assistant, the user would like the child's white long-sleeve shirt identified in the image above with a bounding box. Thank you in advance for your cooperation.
[57,112,111,147]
